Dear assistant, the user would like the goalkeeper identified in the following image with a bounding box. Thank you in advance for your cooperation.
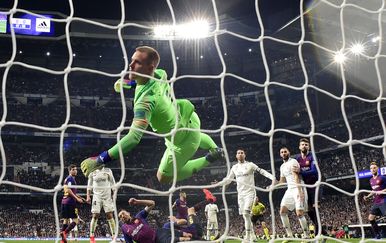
[81,46,223,183]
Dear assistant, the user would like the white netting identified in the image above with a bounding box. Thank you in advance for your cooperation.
[1,0,386,242]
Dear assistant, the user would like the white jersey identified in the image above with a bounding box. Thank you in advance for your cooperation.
[280,158,304,189]
[88,167,115,198]
[205,203,219,222]
[227,161,275,197]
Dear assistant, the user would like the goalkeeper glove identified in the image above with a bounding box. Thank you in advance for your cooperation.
[81,151,111,177]
[114,79,136,93]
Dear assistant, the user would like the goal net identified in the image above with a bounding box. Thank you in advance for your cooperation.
[0,0,385,242]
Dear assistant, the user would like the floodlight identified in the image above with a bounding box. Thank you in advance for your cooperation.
[350,43,364,55]
[334,51,346,64]
[153,20,210,39]
[371,36,380,42]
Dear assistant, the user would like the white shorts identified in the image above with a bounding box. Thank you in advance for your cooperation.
[91,196,115,214]
[238,194,255,215]
[207,221,218,230]
[280,188,308,212]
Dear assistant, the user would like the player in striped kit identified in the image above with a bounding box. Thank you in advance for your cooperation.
[60,164,85,243]
[86,165,117,243]
[278,147,310,242]
[205,202,219,240]
[224,148,276,242]
[295,138,328,241]
[172,191,188,220]
[363,162,386,239]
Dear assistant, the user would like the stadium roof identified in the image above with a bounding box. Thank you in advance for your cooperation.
[0,0,300,23]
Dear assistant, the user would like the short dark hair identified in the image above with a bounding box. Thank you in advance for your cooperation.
[299,138,310,144]
[68,164,77,172]
[280,146,290,151]
[236,148,245,153]
[136,46,160,68]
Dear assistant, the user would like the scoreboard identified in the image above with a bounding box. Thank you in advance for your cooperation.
[0,13,6,33]
[0,13,55,36]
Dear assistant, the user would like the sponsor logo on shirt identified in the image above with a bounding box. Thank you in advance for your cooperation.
[372,184,380,190]
[301,166,310,171]
[236,173,250,177]
[131,223,144,237]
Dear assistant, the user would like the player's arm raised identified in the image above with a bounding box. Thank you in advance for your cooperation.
[129,198,156,212]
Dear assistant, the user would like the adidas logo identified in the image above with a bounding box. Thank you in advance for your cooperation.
[36,18,51,32]
[38,21,48,27]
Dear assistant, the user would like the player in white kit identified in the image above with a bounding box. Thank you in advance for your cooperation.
[86,165,116,243]
[278,147,310,242]
[205,202,219,240]
[225,149,276,241]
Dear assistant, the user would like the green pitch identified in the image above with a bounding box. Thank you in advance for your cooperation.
[0,239,383,243]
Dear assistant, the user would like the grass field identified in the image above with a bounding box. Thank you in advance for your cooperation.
[0,239,384,243]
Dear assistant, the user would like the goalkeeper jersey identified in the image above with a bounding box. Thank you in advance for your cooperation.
[251,202,265,216]
[109,69,195,158]
[133,69,175,134]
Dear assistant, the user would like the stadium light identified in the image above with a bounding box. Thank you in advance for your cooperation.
[73,53,76,57]
[153,20,210,39]
[371,36,381,42]
[248,48,252,52]
[350,43,364,55]
[99,55,102,58]
[18,50,22,54]
[200,55,204,59]
[46,51,50,56]
[334,51,346,64]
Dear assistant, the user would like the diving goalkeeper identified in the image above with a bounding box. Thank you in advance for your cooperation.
[81,46,223,183]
